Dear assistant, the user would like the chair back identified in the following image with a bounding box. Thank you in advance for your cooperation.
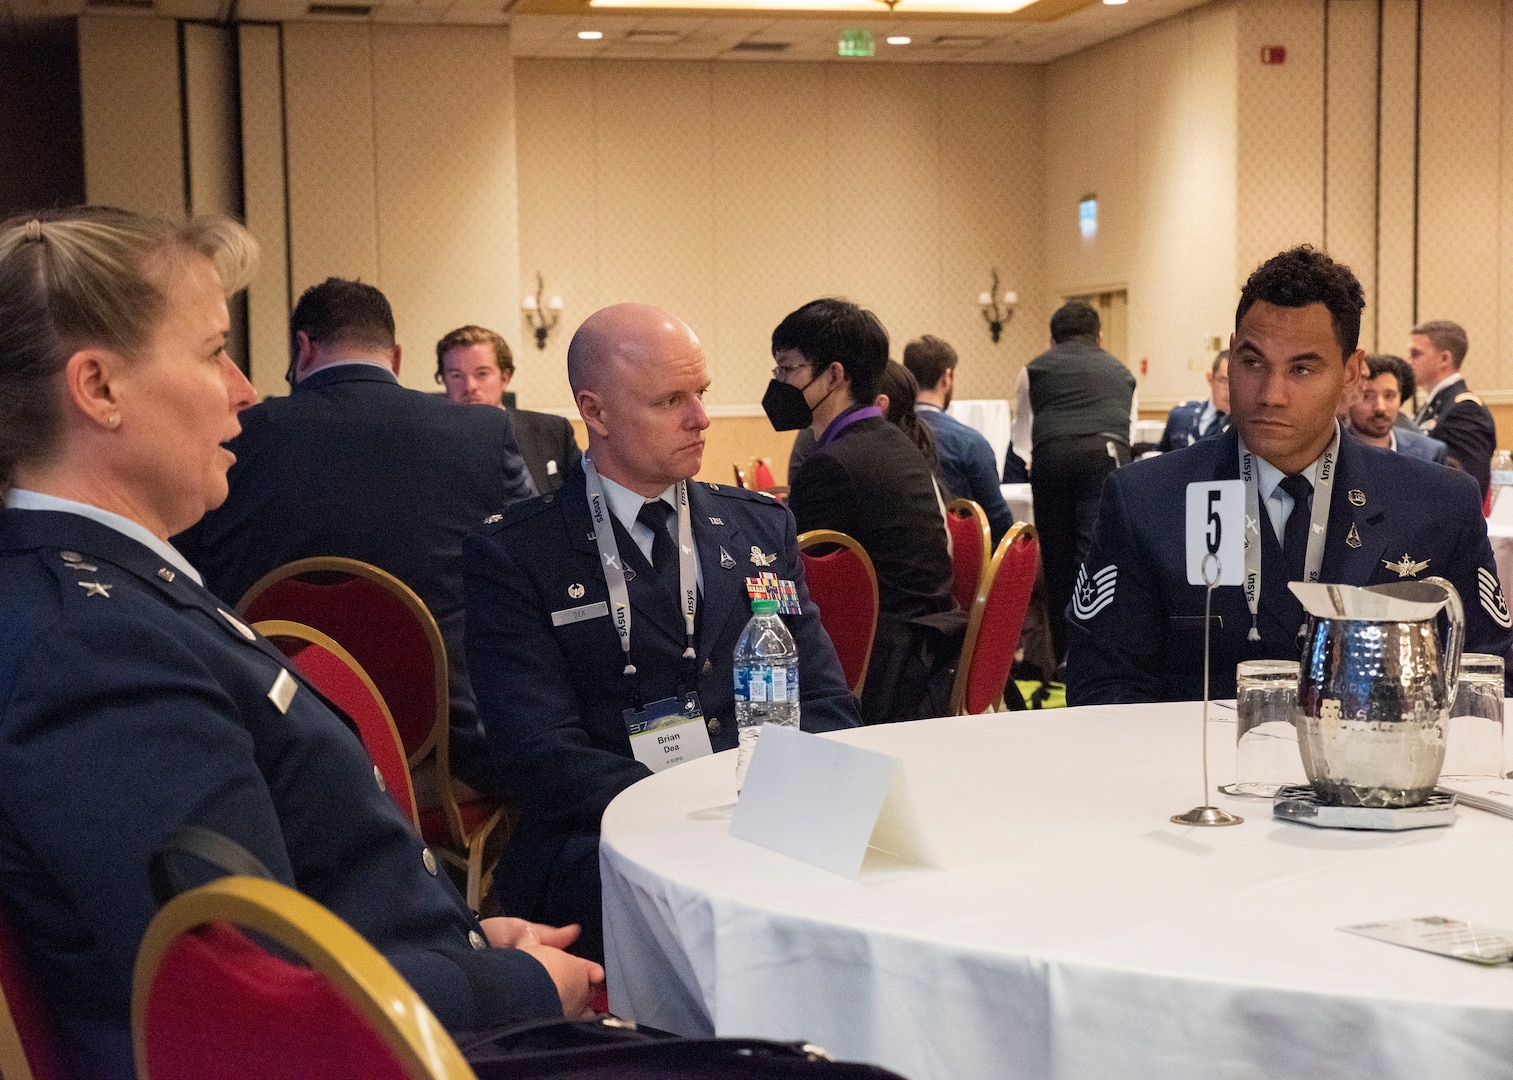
[133,876,474,1080]
[750,459,776,489]
[254,620,420,828]
[944,499,991,613]
[950,523,1040,715]
[797,530,879,697]
[237,558,446,770]
[732,464,749,489]
[0,900,71,1080]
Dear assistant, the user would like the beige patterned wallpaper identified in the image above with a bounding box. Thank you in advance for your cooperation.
[513,58,1045,412]
[1043,1,1238,407]
[238,25,291,398]
[78,17,184,220]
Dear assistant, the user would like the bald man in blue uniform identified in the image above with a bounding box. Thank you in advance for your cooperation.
[464,304,859,963]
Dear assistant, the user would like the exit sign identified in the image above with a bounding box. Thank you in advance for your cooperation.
[839,29,874,56]
[1261,45,1286,64]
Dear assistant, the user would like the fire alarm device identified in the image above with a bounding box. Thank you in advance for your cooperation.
[1261,46,1286,64]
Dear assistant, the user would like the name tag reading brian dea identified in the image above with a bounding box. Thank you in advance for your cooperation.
[551,601,609,627]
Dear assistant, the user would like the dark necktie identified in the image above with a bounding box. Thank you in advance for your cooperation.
[1279,473,1314,583]
[636,499,679,595]
[1202,410,1227,438]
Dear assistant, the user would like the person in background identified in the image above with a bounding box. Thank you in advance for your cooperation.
[903,334,1014,544]
[1066,245,1512,704]
[465,303,858,964]
[767,298,965,725]
[1011,301,1138,670]
[1409,319,1497,496]
[0,207,596,1078]
[1345,354,1448,464]
[175,280,535,799]
[1158,350,1230,451]
[437,324,581,495]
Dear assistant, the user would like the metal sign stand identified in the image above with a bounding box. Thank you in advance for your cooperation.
[1172,552,1243,827]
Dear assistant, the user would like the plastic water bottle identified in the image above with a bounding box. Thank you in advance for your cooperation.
[733,598,800,788]
[1491,450,1513,513]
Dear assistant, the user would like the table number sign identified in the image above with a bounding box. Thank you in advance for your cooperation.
[730,725,937,879]
[1185,480,1243,586]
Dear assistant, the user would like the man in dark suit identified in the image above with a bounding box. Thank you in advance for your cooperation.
[1158,350,1230,451]
[437,324,581,495]
[465,303,859,963]
[1346,354,1449,464]
[1066,246,1513,704]
[765,298,965,725]
[175,279,535,796]
[1409,319,1497,496]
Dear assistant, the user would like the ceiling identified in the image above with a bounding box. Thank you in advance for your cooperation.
[1,0,1212,65]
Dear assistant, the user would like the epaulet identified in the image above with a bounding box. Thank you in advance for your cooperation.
[481,492,557,533]
[1454,391,1485,406]
[700,482,783,507]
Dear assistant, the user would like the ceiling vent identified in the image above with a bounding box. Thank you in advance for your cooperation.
[730,40,790,53]
[308,2,372,13]
[625,29,683,44]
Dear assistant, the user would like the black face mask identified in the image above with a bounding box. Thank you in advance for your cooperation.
[763,371,838,432]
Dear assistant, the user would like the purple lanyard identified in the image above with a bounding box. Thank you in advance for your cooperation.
[816,404,883,448]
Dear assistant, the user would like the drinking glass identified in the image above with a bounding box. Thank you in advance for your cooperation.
[1441,653,1504,781]
[1231,659,1305,797]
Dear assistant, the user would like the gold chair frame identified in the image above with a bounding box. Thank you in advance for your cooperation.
[238,557,507,911]
[796,529,880,698]
[253,619,421,828]
[132,876,475,1080]
[943,498,991,611]
[949,521,1038,715]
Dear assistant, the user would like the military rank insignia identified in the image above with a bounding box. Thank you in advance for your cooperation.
[745,570,802,614]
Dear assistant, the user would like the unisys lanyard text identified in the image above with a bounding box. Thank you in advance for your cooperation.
[1239,424,1339,641]
[582,456,699,678]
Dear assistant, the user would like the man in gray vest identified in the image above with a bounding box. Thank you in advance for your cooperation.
[1011,301,1137,667]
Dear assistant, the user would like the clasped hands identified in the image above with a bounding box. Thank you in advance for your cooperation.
[480,916,605,1018]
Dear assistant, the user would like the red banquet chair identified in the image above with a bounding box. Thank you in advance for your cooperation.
[238,558,507,910]
[797,529,880,698]
[943,498,991,614]
[0,898,72,1080]
[132,876,474,1080]
[949,523,1040,715]
[750,459,777,490]
[253,620,420,828]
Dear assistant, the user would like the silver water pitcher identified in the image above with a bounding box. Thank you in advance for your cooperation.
[1289,578,1465,808]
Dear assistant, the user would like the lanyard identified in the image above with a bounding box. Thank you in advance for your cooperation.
[582,457,699,683]
[1239,424,1339,642]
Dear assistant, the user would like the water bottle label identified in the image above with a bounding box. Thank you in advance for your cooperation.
[741,668,770,703]
[770,666,788,702]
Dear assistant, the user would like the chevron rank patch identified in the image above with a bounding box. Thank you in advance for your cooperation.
[1071,563,1117,621]
[1478,567,1512,629]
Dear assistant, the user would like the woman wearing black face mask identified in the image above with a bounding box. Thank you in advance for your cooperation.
[765,299,965,726]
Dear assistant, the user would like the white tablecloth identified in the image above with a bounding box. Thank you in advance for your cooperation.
[1488,522,1513,611]
[1000,482,1033,525]
[946,399,1012,477]
[600,705,1513,1080]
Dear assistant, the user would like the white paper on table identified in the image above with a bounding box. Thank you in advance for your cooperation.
[729,724,938,879]
[1490,490,1513,526]
[1437,779,1513,820]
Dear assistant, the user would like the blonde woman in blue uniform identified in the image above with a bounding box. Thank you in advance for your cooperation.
[0,207,599,1077]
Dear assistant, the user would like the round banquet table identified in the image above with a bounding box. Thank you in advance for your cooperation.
[599,704,1513,1080]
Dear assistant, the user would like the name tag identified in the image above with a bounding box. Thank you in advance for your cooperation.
[551,601,609,627]
[268,668,298,714]
[624,692,714,774]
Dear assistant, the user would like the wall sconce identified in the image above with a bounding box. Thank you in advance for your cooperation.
[978,268,1018,344]
[522,271,564,350]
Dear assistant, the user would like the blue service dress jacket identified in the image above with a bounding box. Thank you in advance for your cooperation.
[1065,429,1513,704]
[1157,399,1227,451]
[464,468,860,938]
[0,510,559,1078]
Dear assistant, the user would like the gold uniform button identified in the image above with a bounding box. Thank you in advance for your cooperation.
[707,717,720,734]
[468,930,487,950]
[422,848,438,876]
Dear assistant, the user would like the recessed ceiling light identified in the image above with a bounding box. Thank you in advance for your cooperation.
[1103,0,1129,5]
[578,30,605,39]
[886,35,911,45]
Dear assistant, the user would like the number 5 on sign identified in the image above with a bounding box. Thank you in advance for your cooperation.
[1185,480,1243,586]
